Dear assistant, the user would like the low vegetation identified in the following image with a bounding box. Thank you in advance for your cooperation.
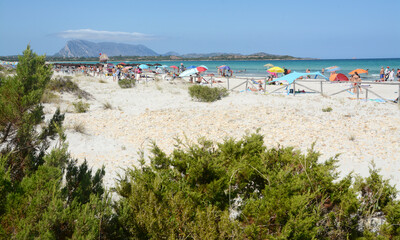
[41,90,61,104]
[102,101,113,110]
[72,100,90,113]
[1,46,399,239]
[322,107,333,112]
[118,78,136,88]
[48,76,93,100]
[71,122,86,134]
[188,85,229,102]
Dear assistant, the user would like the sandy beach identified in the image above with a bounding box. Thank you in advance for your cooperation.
[45,73,400,190]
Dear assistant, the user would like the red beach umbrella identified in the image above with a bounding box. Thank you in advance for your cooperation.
[196,66,207,72]
[170,65,178,69]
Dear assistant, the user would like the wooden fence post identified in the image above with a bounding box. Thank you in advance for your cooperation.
[264,77,267,93]
[227,77,230,90]
[356,83,359,100]
[398,85,400,105]
[320,81,323,95]
[245,79,248,91]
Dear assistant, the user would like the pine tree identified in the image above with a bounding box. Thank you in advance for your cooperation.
[0,45,62,181]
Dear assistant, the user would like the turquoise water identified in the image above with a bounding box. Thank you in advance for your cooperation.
[120,58,400,81]
[64,58,400,81]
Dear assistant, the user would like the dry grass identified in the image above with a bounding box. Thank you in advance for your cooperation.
[102,102,113,110]
[71,122,86,134]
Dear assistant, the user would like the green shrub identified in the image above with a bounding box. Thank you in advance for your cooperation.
[188,85,229,102]
[322,107,333,112]
[72,101,90,113]
[115,134,400,239]
[0,46,116,239]
[118,78,136,88]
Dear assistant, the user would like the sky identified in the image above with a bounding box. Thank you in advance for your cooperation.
[0,0,399,59]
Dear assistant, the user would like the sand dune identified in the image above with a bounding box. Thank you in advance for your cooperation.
[45,73,400,190]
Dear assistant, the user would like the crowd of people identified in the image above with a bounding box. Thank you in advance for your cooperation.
[379,67,400,82]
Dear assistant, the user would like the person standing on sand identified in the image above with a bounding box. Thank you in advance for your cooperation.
[397,69,400,81]
[180,63,185,73]
[306,69,310,78]
[350,72,362,93]
[388,69,395,81]
[112,68,116,81]
[385,67,390,81]
[380,67,384,81]
[321,68,325,75]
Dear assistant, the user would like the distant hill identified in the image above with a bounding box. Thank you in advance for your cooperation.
[54,40,159,58]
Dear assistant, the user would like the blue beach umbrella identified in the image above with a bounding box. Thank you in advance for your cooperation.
[219,65,231,71]
[187,65,197,69]
[160,65,168,68]
[139,64,149,69]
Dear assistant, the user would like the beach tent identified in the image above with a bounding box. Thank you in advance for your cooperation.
[270,71,328,84]
[329,73,349,82]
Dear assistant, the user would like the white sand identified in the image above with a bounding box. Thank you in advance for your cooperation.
[45,73,400,190]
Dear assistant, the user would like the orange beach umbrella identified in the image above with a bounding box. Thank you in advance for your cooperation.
[349,69,368,75]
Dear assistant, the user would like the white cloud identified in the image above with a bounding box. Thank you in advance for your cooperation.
[57,29,154,42]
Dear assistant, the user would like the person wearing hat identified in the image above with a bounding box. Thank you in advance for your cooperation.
[384,66,390,81]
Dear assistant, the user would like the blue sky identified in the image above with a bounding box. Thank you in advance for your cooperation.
[0,0,399,59]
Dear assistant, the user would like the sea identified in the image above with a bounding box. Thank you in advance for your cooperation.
[67,58,400,81]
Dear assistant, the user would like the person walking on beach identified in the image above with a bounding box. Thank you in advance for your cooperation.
[384,67,390,81]
[350,72,362,93]
[388,69,395,81]
[380,67,384,81]
[321,68,325,75]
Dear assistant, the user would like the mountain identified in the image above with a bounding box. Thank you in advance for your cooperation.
[54,40,159,57]
[162,51,180,56]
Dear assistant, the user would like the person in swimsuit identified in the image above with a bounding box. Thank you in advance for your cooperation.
[380,67,384,82]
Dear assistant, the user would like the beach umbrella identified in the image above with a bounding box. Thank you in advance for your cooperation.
[325,66,340,72]
[159,65,168,68]
[123,66,133,70]
[349,69,368,75]
[139,64,149,69]
[180,68,199,77]
[264,63,274,68]
[197,66,208,72]
[267,71,277,77]
[329,73,349,82]
[267,67,284,73]
[118,62,126,66]
[218,65,231,70]
[187,65,197,69]
[107,63,114,66]
[153,63,161,66]
[170,65,179,69]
